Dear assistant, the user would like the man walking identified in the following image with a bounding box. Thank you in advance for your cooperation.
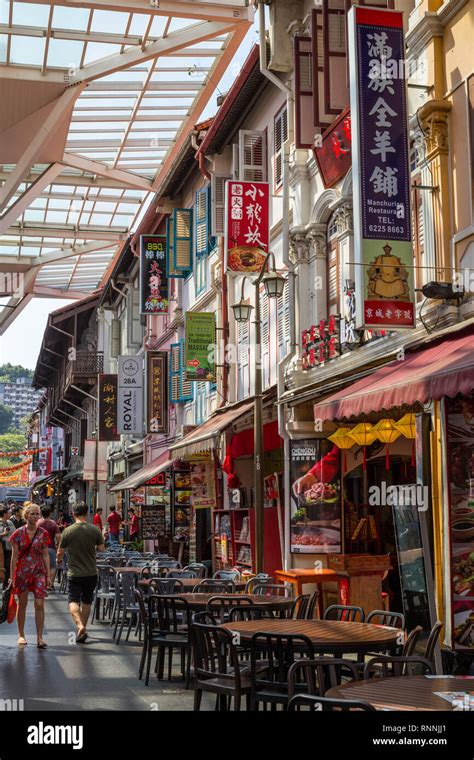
[106,506,121,546]
[57,502,105,643]
[93,507,103,533]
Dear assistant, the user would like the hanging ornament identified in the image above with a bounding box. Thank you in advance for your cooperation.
[394,412,416,467]
[348,423,377,471]
[372,419,402,470]
[328,427,355,473]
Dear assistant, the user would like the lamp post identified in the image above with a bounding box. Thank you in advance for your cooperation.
[231,251,285,573]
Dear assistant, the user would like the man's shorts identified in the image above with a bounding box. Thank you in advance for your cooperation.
[48,547,57,569]
[67,575,98,605]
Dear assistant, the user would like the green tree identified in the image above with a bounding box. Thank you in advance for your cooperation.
[0,432,27,466]
[0,363,33,383]
[0,404,13,434]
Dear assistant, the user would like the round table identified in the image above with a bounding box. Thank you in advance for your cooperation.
[219,619,400,655]
[162,593,293,613]
[326,675,474,711]
[139,577,246,592]
[115,567,144,575]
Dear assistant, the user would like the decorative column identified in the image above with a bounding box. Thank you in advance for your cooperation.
[289,228,311,352]
[305,224,327,328]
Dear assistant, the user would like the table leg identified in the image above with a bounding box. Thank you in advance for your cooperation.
[317,584,324,619]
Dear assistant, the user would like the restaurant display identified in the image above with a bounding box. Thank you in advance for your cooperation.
[191,461,216,509]
[141,505,165,540]
[446,395,474,650]
[290,439,342,553]
[173,469,191,537]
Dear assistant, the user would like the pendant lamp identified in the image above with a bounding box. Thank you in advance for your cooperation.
[348,422,377,471]
[394,413,416,466]
[328,427,355,473]
[372,419,402,471]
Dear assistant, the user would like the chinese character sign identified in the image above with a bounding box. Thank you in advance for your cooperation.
[349,8,415,329]
[140,235,169,315]
[98,374,119,441]
[313,110,352,189]
[225,180,269,274]
[185,312,216,382]
[146,352,168,435]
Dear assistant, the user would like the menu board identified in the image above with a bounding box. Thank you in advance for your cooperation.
[173,469,191,537]
[446,395,474,650]
[190,461,216,509]
[141,504,166,539]
[290,439,341,554]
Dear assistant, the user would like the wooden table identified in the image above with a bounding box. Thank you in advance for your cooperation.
[164,593,293,613]
[115,567,143,574]
[327,675,474,711]
[220,619,400,655]
[139,577,246,592]
[274,569,340,618]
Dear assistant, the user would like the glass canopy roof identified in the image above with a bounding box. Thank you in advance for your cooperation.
[0,0,252,328]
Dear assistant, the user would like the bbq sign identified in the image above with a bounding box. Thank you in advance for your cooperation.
[348,7,415,330]
[224,180,269,274]
[98,374,119,441]
[140,234,169,315]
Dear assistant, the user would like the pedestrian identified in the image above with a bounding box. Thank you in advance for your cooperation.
[10,505,26,530]
[37,506,61,590]
[106,506,122,546]
[0,505,16,588]
[9,503,51,648]
[125,508,140,542]
[56,502,105,643]
[57,511,72,533]
[93,507,103,533]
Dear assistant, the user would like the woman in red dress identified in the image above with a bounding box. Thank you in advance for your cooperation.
[9,503,51,648]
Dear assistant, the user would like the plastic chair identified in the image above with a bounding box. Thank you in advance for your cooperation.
[115,572,140,645]
[244,575,273,594]
[148,578,184,595]
[423,622,443,670]
[145,595,193,687]
[205,595,253,624]
[402,626,423,657]
[92,565,116,622]
[213,569,241,582]
[287,658,360,701]
[323,604,365,622]
[366,609,405,630]
[363,655,434,679]
[249,632,314,710]
[252,583,292,598]
[288,694,376,711]
[167,570,197,579]
[290,594,311,620]
[184,563,208,579]
[192,579,236,594]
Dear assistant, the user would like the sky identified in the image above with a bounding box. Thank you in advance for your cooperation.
[0,12,260,372]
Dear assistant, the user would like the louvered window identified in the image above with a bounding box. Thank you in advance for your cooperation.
[170,341,193,404]
[294,37,314,148]
[411,176,424,292]
[237,314,250,401]
[173,208,193,272]
[278,282,290,360]
[211,173,232,236]
[260,287,270,389]
[274,108,288,189]
[239,130,267,182]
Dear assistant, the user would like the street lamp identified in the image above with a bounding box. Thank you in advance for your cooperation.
[231,251,285,574]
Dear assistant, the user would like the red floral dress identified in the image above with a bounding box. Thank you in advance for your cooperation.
[10,526,49,598]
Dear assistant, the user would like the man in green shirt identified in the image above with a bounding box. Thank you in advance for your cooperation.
[57,502,105,643]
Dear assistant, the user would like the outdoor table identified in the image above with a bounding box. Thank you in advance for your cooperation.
[166,593,294,613]
[220,619,400,655]
[115,567,144,575]
[138,577,246,592]
[274,568,340,619]
[326,675,474,711]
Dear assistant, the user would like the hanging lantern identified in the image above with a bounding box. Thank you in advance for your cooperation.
[373,419,402,470]
[348,422,377,471]
[394,413,416,466]
[328,427,355,473]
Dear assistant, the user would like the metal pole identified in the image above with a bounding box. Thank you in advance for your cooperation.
[94,384,99,512]
[253,282,264,574]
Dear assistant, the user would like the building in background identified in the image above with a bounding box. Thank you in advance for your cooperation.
[0,377,43,429]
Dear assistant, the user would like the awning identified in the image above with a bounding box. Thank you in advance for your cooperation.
[314,327,474,421]
[169,400,255,460]
[109,450,172,492]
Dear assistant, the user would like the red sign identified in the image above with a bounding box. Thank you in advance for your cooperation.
[145,472,167,487]
[225,180,269,274]
[301,316,341,371]
[313,109,352,189]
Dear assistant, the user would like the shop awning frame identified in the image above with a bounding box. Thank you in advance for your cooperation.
[109,450,172,492]
[169,400,255,459]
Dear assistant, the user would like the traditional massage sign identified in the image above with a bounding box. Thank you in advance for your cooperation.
[224,180,269,274]
[184,312,216,382]
[140,234,169,315]
[348,7,415,329]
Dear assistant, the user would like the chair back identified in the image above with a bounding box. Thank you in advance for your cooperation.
[193,611,219,626]
[290,594,311,619]
[97,565,116,593]
[306,591,319,620]
[228,606,275,622]
[118,572,137,607]
[167,570,197,579]
[191,622,241,684]
[324,604,365,622]
[244,575,273,593]
[134,588,148,625]
[366,609,405,629]
[149,577,184,595]
[213,569,241,581]
[205,595,253,624]
[192,579,236,594]
[252,583,292,598]
[363,655,434,679]
[149,594,192,635]
[288,695,376,712]
[287,658,359,700]
[402,626,423,657]
[250,633,314,697]
[424,622,443,666]
[184,563,208,579]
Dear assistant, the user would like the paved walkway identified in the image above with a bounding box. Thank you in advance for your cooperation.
[0,589,212,711]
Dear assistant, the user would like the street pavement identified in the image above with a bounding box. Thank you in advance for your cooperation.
[0,589,212,711]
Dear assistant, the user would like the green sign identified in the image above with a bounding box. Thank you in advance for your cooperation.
[185,312,216,382]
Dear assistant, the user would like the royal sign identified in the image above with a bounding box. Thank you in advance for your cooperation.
[348,7,415,330]
[118,355,143,436]
[224,180,269,274]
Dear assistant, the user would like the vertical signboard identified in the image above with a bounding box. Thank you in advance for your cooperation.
[224,180,269,274]
[349,7,415,329]
[146,351,168,435]
[118,355,143,436]
[98,374,119,441]
[184,312,216,382]
[140,234,169,315]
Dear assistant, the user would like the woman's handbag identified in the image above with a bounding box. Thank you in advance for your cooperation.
[6,589,17,623]
[0,585,11,624]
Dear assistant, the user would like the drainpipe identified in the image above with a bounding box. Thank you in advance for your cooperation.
[110,279,127,302]
[259,1,297,571]
[192,131,212,181]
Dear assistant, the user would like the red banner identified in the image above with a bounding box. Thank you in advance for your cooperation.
[225,180,269,274]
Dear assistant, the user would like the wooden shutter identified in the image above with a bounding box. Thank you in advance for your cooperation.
[412,177,424,292]
[260,288,270,389]
[173,208,193,272]
[211,173,231,236]
[167,215,184,279]
[327,240,339,316]
[278,283,290,360]
[195,187,208,257]
[170,340,193,403]
[128,287,141,346]
[323,0,348,115]
[294,36,314,148]
[110,318,121,358]
[274,109,288,188]
[239,130,267,182]
[237,317,250,401]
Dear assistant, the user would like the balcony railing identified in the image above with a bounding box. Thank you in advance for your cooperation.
[46,352,104,425]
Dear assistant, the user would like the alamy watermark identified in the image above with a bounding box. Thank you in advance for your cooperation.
[369,482,429,512]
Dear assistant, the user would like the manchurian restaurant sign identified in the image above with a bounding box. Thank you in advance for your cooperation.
[349,7,415,330]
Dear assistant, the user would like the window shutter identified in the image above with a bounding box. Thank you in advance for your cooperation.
[128,287,142,346]
[278,283,290,360]
[323,0,349,116]
[239,130,267,182]
[167,215,184,279]
[195,188,208,258]
[173,208,193,272]
[232,144,240,180]
[110,318,121,358]
[211,173,231,236]
[294,36,314,148]
[180,340,193,402]
[327,241,338,316]
[260,288,270,389]
[170,340,193,403]
[237,316,250,400]
[274,109,288,188]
